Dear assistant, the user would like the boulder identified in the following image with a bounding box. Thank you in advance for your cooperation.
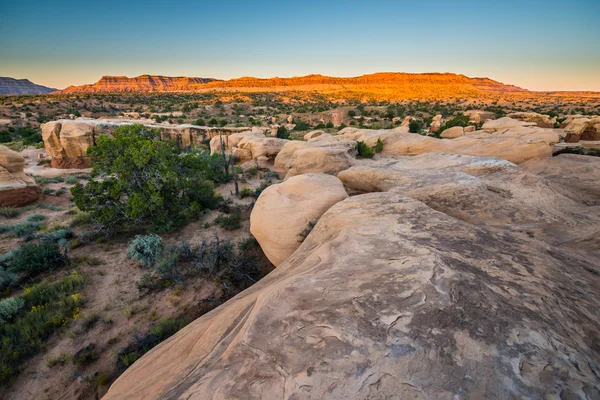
[104,153,600,400]
[429,114,443,133]
[274,140,357,179]
[564,117,600,143]
[250,173,348,266]
[303,130,325,141]
[482,117,535,133]
[440,126,465,139]
[0,145,40,207]
[463,109,495,123]
[506,112,556,128]
[238,137,288,160]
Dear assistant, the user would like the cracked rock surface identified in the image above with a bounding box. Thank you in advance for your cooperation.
[104,153,600,400]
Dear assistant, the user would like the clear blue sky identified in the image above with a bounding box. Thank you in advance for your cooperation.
[1,0,599,91]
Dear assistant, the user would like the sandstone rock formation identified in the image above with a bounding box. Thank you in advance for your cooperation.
[429,114,443,133]
[328,126,558,164]
[0,145,40,207]
[463,109,495,124]
[440,126,465,138]
[481,117,536,133]
[506,112,556,128]
[564,116,600,143]
[42,119,249,168]
[104,152,600,400]
[274,140,357,179]
[250,173,348,266]
[303,130,325,141]
[209,131,287,164]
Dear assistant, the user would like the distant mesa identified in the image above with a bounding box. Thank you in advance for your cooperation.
[58,72,529,99]
[0,77,57,95]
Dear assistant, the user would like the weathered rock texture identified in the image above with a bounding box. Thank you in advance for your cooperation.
[209,130,288,165]
[274,140,357,179]
[506,112,557,128]
[0,145,40,206]
[250,174,348,266]
[105,152,600,400]
[41,119,249,168]
[564,116,600,143]
[331,125,558,164]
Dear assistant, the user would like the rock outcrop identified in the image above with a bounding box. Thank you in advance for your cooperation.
[250,174,348,266]
[564,116,600,143]
[506,112,556,128]
[42,119,249,168]
[0,145,40,207]
[481,117,536,132]
[439,126,465,138]
[429,114,443,133]
[463,110,495,124]
[329,126,558,164]
[104,152,600,400]
[274,140,357,179]
[209,130,287,164]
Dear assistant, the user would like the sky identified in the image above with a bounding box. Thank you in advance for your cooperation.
[1,0,599,91]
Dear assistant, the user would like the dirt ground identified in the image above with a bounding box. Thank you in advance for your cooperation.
[1,162,277,400]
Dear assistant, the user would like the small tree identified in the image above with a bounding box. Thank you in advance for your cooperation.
[276,126,289,139]
[71,124,220,233]
[409,120,423,134]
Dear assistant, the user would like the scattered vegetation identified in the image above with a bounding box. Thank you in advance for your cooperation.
[71,124,223,233]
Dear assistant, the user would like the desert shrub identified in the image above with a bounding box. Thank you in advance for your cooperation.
[65,176,78,184]
[128,234,163,267]
[70,212,94,227]
[0,274,86,385]
[239,236,259,252]
[293,120,311,131]
[253,180,271,198]
[37,228,73,243]
[276,126,289,139]
[154,246,182,280]
[0,220,43,238]
[0,207,20,219]
[408,120,423,133]
[0,268,20,292]
[116,314,192,372]
[356,141,375,158]
[215,208,242,230]
[297,220,317,243]
[38,203,65,211]
[375,138,384,153]
[0,297,24,325]
[73,344,97,366]
[239,187,254,198]
[8,242,67,276]
[26,213,46,222]
[71,124,221,232]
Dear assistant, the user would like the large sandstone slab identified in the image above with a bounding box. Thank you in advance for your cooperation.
[104,152,600,400]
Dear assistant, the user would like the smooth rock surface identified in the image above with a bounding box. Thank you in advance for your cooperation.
[250,173,348,266]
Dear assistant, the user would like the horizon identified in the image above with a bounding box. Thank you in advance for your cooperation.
[1,0,599,91]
